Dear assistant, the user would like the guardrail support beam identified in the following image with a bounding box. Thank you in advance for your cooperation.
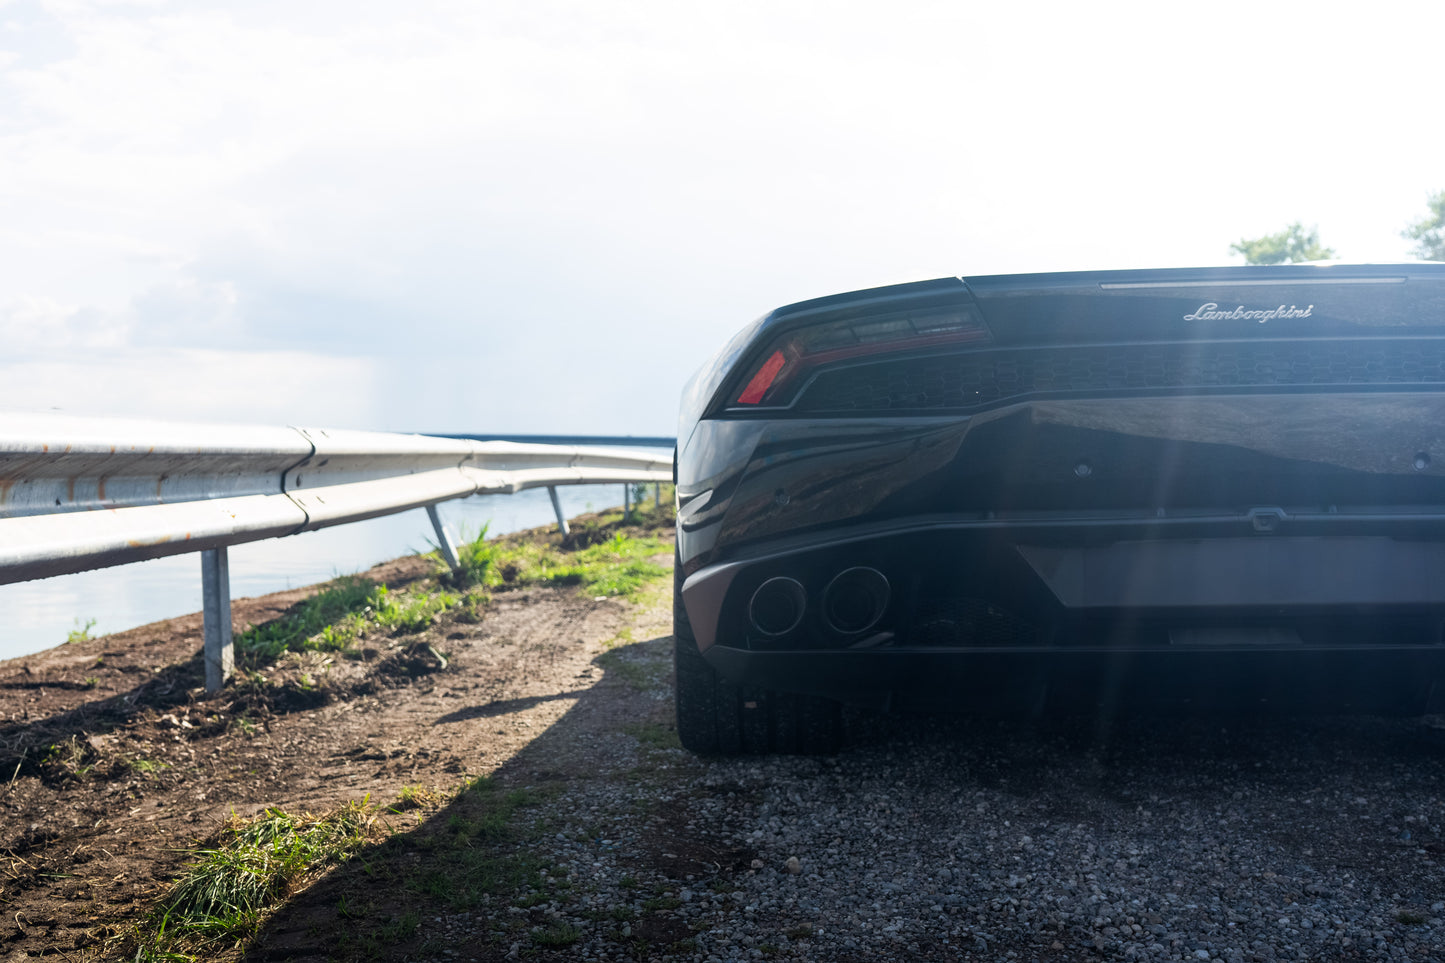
[547,486,569,536]
[426,504,461,574]
[201,547,233,693]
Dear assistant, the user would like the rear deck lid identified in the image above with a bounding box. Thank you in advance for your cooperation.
[963,263,1445,344]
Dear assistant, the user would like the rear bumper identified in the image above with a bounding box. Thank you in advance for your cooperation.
[682,514,1445,648]
[682,517,1445,712]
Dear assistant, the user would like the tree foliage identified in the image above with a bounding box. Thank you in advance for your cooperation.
[1401,191,1445,262]
[1229,222,1335,265]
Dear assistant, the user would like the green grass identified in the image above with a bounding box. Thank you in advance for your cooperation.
[234,576,376,661]
[41,736,95,779]
[234,577,476,665]
[393,784,444,811]
[128,757,168,776]
[376,910,420,941]
[369,584,458,633]
[66,617,97,644]
[532,923,581,947]
[456,530,669,600]
[397,777,548,911]
[450,777,539,842]
[451,522,498,586]
[601,627,635,650]
[133,801,381,957]
[571,533,670,597]
[624,721,681,750]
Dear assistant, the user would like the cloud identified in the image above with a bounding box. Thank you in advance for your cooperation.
[1,294,121,357]
[127,278,240,346]
[1,0,1442,437]
[0,348,380,427]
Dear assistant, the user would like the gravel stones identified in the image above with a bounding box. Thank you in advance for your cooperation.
[493,706,1445,961]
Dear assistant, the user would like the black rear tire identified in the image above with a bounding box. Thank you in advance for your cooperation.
[673,560,840,755]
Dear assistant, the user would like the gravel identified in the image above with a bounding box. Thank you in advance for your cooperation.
[380,612,1445,963]
[474,707,1445,962]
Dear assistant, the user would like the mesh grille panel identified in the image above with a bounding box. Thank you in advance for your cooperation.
[795,341,1445,412]
[909,597,1037,647]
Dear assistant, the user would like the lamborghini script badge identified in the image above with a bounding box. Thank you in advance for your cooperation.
[1183,302,1314,323]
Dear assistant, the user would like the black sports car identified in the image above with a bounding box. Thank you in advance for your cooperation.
[673,263,1445,753]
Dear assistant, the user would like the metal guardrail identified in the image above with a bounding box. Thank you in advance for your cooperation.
[0,413,672,690]
[439,432,677,448]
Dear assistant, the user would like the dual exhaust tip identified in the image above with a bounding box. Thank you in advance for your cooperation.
[748,567,890,638]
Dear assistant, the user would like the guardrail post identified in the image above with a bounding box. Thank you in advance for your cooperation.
[201,547,233,693]
[655,482,661,510]
[547,486,569,536]
[426,504,461,574]
[624,484,631,519]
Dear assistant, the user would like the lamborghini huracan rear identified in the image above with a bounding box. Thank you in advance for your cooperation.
[674,263,1445,753]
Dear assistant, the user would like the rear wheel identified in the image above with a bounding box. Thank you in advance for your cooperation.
[673,560,840,754]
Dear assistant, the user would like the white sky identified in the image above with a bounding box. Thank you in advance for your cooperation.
[1,0,1442,436]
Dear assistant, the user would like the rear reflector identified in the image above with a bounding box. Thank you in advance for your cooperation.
[736,350,788,405]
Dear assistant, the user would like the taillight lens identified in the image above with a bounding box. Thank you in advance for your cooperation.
[731,305,991,407]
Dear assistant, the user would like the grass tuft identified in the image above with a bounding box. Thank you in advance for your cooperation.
[450,522,498,586]
[393,784,445,811]
[532,922,581,947]
[235,576,376,661]
[40,735,97,780]
[132,801,381,957]
[128,757,168,776]
[66,617,97,644]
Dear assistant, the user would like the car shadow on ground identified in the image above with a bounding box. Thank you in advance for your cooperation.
[242,631,684,961]
[433,689,594,723]
[241,633,1445,962]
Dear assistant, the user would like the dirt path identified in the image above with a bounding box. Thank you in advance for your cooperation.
[0,519,678,960]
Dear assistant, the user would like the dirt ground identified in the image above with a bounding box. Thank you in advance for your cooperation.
[0,517,678,961]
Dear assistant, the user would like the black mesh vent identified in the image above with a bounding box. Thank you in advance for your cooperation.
[794,340,1445,413]
[909,597,1037,647]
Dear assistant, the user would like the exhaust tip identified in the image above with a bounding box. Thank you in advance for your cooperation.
[749,577,807,637]
[822,567,891,635]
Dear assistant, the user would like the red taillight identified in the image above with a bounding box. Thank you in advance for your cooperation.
[733,306,989,406]
[736,349,789,405]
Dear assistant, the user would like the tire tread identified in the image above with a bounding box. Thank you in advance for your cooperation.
[673,563,840,755]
